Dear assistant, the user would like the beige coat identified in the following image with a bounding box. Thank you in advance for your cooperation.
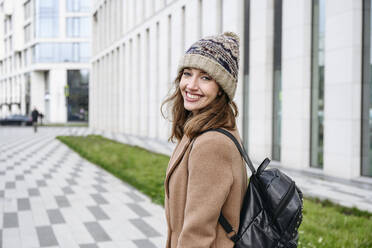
[164,129,248,248]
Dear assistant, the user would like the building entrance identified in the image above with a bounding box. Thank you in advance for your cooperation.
[67,70,89,122]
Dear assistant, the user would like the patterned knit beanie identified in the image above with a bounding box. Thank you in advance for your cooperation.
[177,31,240,101]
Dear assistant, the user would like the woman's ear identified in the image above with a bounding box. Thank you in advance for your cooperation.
[218,91,222,96]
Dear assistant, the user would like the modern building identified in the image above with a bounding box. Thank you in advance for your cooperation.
[90,0,372,182]
[0,0,91,123]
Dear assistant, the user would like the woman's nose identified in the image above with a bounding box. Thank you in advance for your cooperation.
[187,76,198,90]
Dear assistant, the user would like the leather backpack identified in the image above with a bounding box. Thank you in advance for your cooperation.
[204,128,303,248]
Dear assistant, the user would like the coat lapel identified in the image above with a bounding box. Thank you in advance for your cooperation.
[165,135,191,197]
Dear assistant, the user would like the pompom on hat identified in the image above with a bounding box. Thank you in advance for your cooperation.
[177,31,240,101]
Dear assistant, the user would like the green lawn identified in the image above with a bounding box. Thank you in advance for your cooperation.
[57,135,372,248]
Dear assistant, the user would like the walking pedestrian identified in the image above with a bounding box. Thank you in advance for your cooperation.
[161,32,247,247]
[31,107,39,133]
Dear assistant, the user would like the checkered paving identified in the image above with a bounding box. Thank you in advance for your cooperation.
[0,127,166,248]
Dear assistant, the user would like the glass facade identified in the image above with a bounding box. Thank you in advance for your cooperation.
[310,0,325,168]
[66,17,91,37]
[35,0,59,38]
[67,70,89,122]
[66,0,90,12]
[32,43,91,63]
[362,0,372,177]
[272,0,282,161]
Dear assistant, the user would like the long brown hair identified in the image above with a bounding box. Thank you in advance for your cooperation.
[161,69,238,142]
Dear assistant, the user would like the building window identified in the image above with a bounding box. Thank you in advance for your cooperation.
[24,0,31,20]
[24,24,31,43]
[4,19,7,35]
[310,0,325,168]
[8,16,12,31]
[32,42,91,63]
[362,0,372,177]
[66,17,91,37]
[272,0,282,161]
[35,0,59,38]
[66,0,90,12]
[9,36,12,52]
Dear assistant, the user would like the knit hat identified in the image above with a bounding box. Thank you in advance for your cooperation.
[177,32,240,101]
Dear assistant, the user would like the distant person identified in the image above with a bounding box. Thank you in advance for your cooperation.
[31,107,39,133]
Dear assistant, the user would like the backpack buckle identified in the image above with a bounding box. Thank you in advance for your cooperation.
[227,230,239,243]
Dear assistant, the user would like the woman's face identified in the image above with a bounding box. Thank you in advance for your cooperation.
[179,68,220,114]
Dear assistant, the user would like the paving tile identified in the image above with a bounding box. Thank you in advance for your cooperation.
[93,185,108,193]
[133,239,157,248]
[80,244,98,248]
[129,219,161,238]
[55,195,71,208]
[47,209,66,224]
[126,191,145,202]
[3,213,19,228]
[36,180,47,187]
[5,182,15,189]
[87,206,109,220]
[36,226,59,247]
[126,203,151,217]
[17,198,31,211]
[84,222,111,242]
[90,194,108,205]
[28,188,40,197]
[62,186,74,195]
[15,175,24,180]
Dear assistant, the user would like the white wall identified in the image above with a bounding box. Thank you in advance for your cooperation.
[248,0,274,162]
[323,0,362,179]
[281,0,312,170]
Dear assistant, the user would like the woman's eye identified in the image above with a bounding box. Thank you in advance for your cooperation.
[202,76,211,81]
[183,72,191,77]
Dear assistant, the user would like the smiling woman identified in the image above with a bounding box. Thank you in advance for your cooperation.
[161,32,246,248]
[179,67,220,114]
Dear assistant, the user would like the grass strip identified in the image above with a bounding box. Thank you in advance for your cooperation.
[57,135,168,205]
[57,135,372,248]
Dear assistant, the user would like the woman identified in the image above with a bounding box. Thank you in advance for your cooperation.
[162,32,247,248]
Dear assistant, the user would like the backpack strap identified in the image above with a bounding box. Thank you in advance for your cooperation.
[199,128,256,243]
[201,128,256,174]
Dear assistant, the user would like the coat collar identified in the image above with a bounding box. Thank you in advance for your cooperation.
[165,135,192,198]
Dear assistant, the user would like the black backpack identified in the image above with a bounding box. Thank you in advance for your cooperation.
[205,128,303,248]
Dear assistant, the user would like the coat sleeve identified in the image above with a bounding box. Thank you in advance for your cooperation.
[177,134,234,248]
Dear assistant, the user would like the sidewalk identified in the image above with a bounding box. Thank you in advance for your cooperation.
[0,127,166,248]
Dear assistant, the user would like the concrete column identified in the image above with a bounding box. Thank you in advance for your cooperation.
[281,0,312,169]
[170,7,183,80]
[184,0,198,49]
[49,69,67,123]
[119,44,126,133]
[202,0,221,36]
[323,0,362,179]
[158,17,170,141]
[132,35,140,136]
[139,30,148,136]
[30,71,45,116]
[248,0,274,162]
[124,41,131,133]
[149,24,159,139]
